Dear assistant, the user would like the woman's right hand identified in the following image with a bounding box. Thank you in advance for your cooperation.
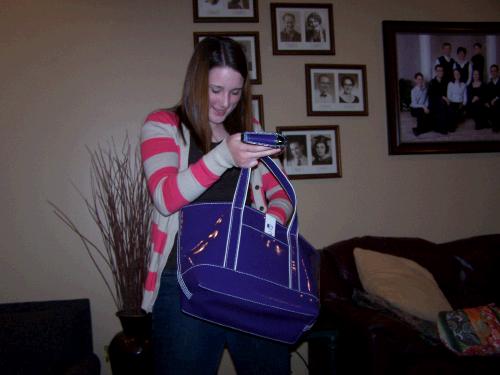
[226,133,281,168]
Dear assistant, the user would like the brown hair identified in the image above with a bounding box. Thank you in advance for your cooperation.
[176,36,253,153]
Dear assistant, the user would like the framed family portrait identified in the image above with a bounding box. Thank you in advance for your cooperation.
[193,0,258,23]
[194,32,262,84]
[306,64,368,116]
[252,94,265,130]
[383,21,500,154]
[270,3,334,55]
[276,125,342,179]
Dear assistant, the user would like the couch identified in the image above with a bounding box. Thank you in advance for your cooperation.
[0,298,100,375]
[319,234,500,375]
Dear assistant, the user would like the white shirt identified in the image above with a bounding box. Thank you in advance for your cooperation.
[447,81,467,105]
[411,86,429,108]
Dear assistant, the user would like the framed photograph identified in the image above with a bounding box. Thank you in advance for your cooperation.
[252,95,265,130]
[194,32,262,84]
[383,21,500,154]
[270,3,334,55]
[306,64,368,116]
[193,0,258,23]
[276,125,342,179]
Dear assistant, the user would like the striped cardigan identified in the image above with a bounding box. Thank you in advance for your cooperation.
[141,110,292,312]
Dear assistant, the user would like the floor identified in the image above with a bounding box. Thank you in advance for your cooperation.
[399,111,500,144]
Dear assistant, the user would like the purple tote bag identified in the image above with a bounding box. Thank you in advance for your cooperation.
[177,156,319,343]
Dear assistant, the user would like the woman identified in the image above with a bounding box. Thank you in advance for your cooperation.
[339,76,360,104]
[305,12,326,42]
[285,136,308,167]
[467,69,488,129]
[447,68,467,131]
[312,136,332,165]
[141,37,292,374]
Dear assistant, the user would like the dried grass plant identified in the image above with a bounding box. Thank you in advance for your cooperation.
[49,137,152,315]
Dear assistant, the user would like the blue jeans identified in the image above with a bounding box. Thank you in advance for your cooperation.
[152,269,291,375]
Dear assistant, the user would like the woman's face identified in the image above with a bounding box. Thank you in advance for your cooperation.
[343,78,353,94]
[315,142,327,157]
[473,70,480,82]
[208,66,244,127]
[309,17,320,29]
[289,142,303,158]
[453,69,461,81]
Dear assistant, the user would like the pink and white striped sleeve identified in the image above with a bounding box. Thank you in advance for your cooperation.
[262,168,293,225]
[141,110,235,216]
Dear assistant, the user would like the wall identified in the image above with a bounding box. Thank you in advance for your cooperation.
[1,1,499,374]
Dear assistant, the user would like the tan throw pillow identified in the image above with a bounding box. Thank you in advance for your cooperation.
[354,247,452,322]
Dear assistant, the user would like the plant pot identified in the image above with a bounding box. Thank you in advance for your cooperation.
[108,311,153,375]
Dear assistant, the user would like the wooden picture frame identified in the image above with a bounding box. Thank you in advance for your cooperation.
[383,20,500,154]
[252,94,265,130]
[193,0,258,23]
[306,64,368,116]
[194,32,262,84]
[276,125,342,179]
[270,3,334,55]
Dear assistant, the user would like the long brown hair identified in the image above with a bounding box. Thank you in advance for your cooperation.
[176,36,253,153]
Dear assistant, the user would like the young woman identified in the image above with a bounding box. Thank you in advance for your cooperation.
[140,37,293,374]
[447,68,467,131]
[312,136,332,165]
[305,12,326,43]
[467,69,488,130]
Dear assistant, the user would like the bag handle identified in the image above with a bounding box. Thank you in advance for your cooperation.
[224,156,300,290]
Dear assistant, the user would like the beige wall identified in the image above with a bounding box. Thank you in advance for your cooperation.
[1,1,499,374]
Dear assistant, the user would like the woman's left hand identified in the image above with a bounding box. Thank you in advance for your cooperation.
[226,133,282,168]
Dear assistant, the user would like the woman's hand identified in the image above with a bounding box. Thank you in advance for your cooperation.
[226,133,281,168]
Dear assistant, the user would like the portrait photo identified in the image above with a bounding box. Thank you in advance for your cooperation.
[271,3,334,55]
[193,0,258,22]
[312,73,336,109]
[306,64,368,116]
[276,125,342,179]
[383,21,500,154]
[194,32,262,84]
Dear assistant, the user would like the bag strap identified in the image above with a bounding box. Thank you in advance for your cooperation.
[225,156,301,290]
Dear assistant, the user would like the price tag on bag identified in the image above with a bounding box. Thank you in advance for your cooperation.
[264,214,276,237]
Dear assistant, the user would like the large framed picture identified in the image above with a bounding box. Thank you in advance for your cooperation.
[193,0,258,23]
[276,125,342,179]
[194,32,262,84]
[252,94,265,130]
[305,64,368,116]
[270,3,334,55]
[383,21,500,154]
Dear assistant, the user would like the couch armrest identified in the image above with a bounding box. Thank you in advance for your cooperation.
[322,297,438,353]
[322,297,447,374]
[64,353,101,375]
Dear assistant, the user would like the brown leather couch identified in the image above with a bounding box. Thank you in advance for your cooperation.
[319,234,500,375]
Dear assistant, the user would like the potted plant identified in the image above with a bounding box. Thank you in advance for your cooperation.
[49,137,153,374]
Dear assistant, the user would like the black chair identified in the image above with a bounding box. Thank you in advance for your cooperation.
[0,298,100,375]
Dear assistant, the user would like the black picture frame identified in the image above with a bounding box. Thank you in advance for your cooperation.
[276,125,342,179]
[194,32,262,84]
[383,20,500,154]
[252,94,265,129]
[306,64,368,116]
[270,3,335,55]
[193,0,259,23]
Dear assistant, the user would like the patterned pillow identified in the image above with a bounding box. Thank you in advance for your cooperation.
[438,303,500,356]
